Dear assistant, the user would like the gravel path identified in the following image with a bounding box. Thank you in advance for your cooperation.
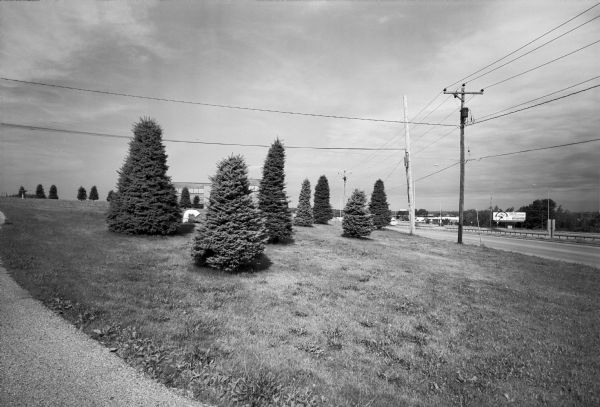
[0,210,211,406]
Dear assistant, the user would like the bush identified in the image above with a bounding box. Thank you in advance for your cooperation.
[192,195,202,209]
[294,179,313,227]
[258,139,293,243]
[48,185,58,199]
[180,187,192,208]
[369,179,391,229]
[106,117,181,235]
[342,189,374,238]
[35,184,46,199]
[192,155,266,271]
[89,186,99,201]
[313,175,333,224]
[77,186,87,201]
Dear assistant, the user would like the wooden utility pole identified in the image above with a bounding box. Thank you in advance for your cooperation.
[403,96,415,235]
[338,170,350,217]
[443,84,483,244]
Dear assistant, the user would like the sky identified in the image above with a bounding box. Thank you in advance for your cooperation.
[1,0,599,212]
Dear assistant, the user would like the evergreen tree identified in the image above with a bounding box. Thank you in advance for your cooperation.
[106,190,114,202]
[369,179,391,229]
[294,179,313,227]
[48,185,58,199]
[77,186,87,201]
[193,195,201,208]
[89,185,99,201]
[35,184,46,199]
[342,189,374,238]
[313,175,333,224]
[180,187,192,208]
[106,117,181,235]
[192,155,266,271]
[18,186,26,198]
[258,139,293,243]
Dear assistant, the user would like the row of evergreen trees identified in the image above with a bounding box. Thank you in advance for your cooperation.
[15,184,101,201]
[105,117,392,271]
[77,186,100,201]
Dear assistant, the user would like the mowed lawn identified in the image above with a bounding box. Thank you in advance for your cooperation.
[0,198,599,406]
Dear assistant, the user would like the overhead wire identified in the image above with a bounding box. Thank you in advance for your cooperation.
[444,2,600,88]
[0,122,406,151]
[0,77,454,127]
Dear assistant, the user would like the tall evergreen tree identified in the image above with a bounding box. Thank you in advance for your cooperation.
[106,117,180,235]
[294,179,313,227]
[193,195,201,208]
[369,179,392,229]
[77,186,87,201]
[35,184,46,199]
[342,189,374,238]
[313,175,333,224]
[48,185,58,199]
[106,190,114,202]
[18,186,26,198]
[89,185,99,201]
[258,139,293,243]
[180,186,192,208]
[192,155,266,271]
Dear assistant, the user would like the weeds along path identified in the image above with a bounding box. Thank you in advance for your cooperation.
[0,210,209,407]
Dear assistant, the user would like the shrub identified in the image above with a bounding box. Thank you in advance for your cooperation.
[369,179,391,229]
[18,186,26,198]
[294,179,313,227]
[258,139,293,243]
[106,117,180,235]
[180,187,192,208]
[313,175,333,224]
[89,186,99,201]
[192,155,266,271]
[342,189,374,238]
[77,186,87,201]
[106,190,114,202]
[48,185,58,199]
[35,184,46,199]
[192,195,202,209]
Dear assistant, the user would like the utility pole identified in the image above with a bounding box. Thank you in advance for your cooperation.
[443,84,483,244]
[338,170,350,217]
[403,95,415,235]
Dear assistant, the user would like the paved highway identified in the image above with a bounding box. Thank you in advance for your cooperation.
[388,225,600,269]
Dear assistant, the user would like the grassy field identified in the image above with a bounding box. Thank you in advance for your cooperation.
[0,198,599,406]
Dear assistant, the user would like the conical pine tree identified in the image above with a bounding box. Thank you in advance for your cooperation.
[48,185,58,199]
[89,186,99,201]
[192,155,266,271]
[193,195,201,208]
[313,175,333,224]
[18,186,26,198]
[294,179,313,227]
[258,139,293,243]
[342,189,374,238]
[180,186,192,208]
[77,186,87,201]
[35,184,46,199]
[106,117,180,235]
[369,179,392,229]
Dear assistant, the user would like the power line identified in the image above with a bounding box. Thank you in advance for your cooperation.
[483,39,600,89]
[445,2,600,88]
[0,122,406,151]
[476,75,600,120]
[414,137,600,182]
[467,15,600,85]
[470,84,600,125]
[0,77,454,127]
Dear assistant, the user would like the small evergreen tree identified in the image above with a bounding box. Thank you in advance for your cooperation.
[193,195,201,208]
[48,185,58,199]
[258,139,293,243]
[18,186,26,198]
[77,186,87,201]
[313,175,333,224]
[192,155,266,271]
[180,186,192,208]
[294,179,313,227]
[106,190,114,202]
[342,189,374,238]
[35,184,46,199]
[106,117,180,235]
[89,186,99,201]
[369,179,392,229]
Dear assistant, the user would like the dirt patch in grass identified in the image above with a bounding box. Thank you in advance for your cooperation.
[1,198,599,406]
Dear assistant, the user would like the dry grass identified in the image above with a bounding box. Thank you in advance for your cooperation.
[1,198,599,406]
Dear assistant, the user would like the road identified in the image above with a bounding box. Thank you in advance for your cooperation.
[388,225,600,269]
